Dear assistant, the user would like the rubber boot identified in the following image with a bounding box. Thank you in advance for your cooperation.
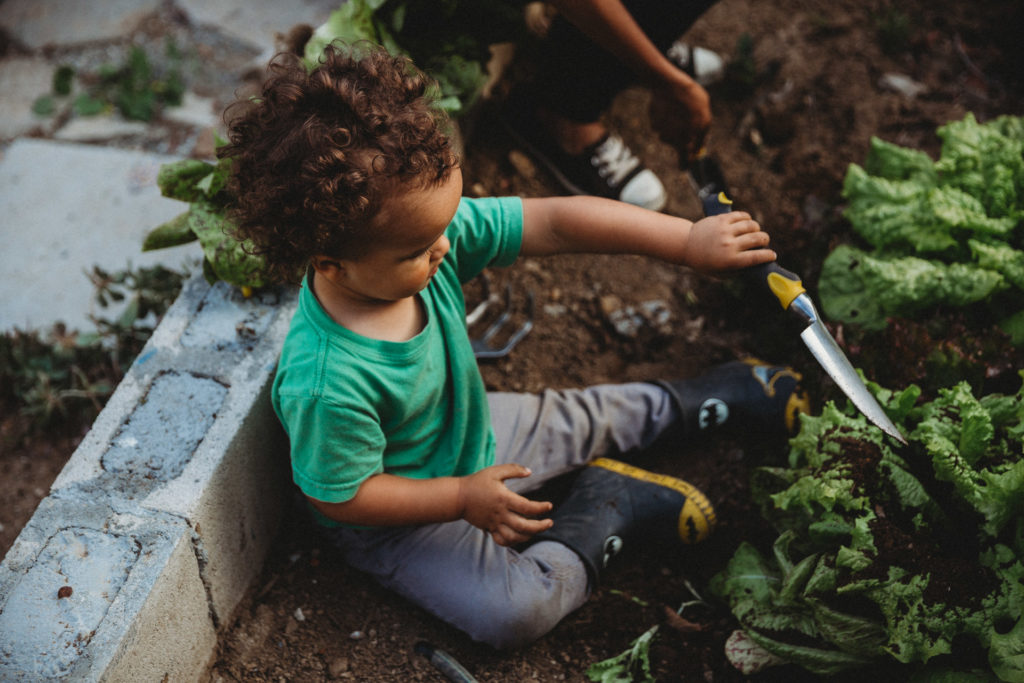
[652,359,810,440]
[531,458,716,586]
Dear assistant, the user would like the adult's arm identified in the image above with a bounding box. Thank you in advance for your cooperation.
[547,0,711,158]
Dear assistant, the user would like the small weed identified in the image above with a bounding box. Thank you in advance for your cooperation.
[32,39,187,122]
[874,6,911,56]
[725,33,757,90]
[1,265,186,445]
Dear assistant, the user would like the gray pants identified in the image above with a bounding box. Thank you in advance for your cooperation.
[323,383,678,649]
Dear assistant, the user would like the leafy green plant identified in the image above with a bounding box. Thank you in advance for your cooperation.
[711,374,1024,680]
[818,113,1024,343]
[142,152,267,292]
[724,32,757,89]
[143,2,523,289]
[304,0,527,114]
[587,583,708,683]
[873,6,912,56]
[1,265,185,443]
[32,41,186,122]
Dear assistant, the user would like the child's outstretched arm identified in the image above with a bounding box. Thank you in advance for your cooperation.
[520,196,776,272]
[308,465,554,547]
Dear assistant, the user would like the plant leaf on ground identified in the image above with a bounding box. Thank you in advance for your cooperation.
[1,265,185,445]
[587,582,709,682]
[32,41,186,123]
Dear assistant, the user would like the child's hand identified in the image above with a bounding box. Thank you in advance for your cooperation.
[683,211,776,271]
[458,464,554,547]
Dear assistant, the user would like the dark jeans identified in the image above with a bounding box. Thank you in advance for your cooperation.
[532,0,720,122]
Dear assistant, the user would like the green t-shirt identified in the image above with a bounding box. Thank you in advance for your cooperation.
[272,196,524,506]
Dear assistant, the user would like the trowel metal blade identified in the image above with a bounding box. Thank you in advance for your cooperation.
[800,320,908,444]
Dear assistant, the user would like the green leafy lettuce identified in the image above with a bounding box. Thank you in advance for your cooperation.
[143,154,267,291]
[819,114,1024,341]
[711,373,1024,680]
[304,0,526,114]
[144,3,525,286]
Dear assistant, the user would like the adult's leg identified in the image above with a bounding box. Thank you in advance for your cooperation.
[531,0,721,123]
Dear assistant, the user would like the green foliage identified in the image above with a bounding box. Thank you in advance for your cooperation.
[145,1,526,289]
[725,33,757,89]
[72,93,107,117]
[143,152,268,291]
[819,114,1024,343]
[587,584,708,682]
[31,95,56,116]
[32,40,186,122]
[52,65,75,96]
[587,625,657,683]
[874,6,912,56]
[304,0,527,115]
[712,374,1024,680]
[0,265,185,443]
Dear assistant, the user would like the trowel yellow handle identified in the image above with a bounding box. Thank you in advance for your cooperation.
[695,176,807,311]
[747,261,806,311]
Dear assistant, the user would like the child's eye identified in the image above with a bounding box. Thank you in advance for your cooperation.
[404,247,430,261]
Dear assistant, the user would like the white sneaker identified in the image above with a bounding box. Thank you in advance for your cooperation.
[667,41,725,86]
[589,135,667,212]
[502,97,668,211]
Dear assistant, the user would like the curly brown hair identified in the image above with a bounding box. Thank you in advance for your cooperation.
[219,43,459,284]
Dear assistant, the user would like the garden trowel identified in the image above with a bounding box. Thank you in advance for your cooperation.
[688,151,907,443]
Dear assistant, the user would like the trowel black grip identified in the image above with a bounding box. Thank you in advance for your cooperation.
[702,190,733,216]
[745,261,806,312]
[698,190,807,311]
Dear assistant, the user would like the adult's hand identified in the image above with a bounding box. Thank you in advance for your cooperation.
[649,74,712,163]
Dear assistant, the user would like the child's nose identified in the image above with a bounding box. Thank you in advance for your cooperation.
[432,234,450,260]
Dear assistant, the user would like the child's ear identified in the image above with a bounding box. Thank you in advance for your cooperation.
[311,255,345,279]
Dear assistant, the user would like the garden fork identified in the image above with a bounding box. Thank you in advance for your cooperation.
[465,273,534,359]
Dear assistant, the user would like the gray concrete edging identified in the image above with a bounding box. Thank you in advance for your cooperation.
[0,273,298,681]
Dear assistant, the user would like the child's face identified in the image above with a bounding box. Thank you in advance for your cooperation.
[339,168,463,303]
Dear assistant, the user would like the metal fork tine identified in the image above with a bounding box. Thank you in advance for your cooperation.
[479,285,514,344]
[468,280,534,359]
[465,272,499,327]
[497,291,534,350]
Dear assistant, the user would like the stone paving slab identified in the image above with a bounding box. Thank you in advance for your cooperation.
[0,138,203,333]
[177,0,342,57]
[0,0,163,50]
[0,56,57,141]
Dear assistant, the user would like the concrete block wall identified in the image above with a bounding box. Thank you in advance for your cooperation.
[0,274,298,680]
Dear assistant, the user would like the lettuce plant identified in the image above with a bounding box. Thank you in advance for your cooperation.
[711,373,1024,680]
[143,2,521,289]
[142,154,267,292]
[304,0,527,115]
[819,114,1024,343]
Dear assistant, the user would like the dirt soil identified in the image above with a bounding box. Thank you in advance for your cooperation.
[4,0,1024,681]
